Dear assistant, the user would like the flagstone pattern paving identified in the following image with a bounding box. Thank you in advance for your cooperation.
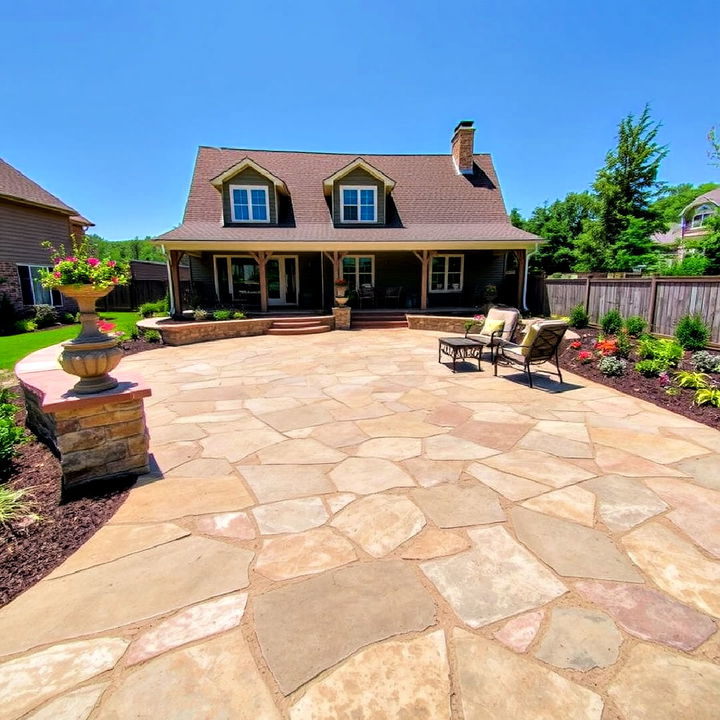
[1,329,719,719]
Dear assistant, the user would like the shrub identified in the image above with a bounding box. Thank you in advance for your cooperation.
[657,255,709,276]
[143,329,161,343]
[674,370,710,389]
[675,314,709,351]
[213,309,232,321]
[691,351,720,374]
[0,485,36,523]
[568,304,589,329]
[129,327,140,340]
[637,336,683,368]
[615,329,631,359]
[60,312,76,324]
[694,387,720,407]
[600,309,623,335]
[138,299,169,318]
[635,359,665,377]
[14,319,36,333]
[33,304,57,328]
[624,315,647,337]
[0,417,26,478]
[193,308,209,321]
[598,356,627,376]
[232,311,246,319]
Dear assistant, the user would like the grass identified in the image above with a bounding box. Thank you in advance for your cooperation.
[0,311,139,372]
[0,485,38,525]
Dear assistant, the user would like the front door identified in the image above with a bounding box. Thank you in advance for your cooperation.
[267,256,298,305]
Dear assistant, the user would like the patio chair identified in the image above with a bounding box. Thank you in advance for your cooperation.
[493,320,568,388]
[384,286,403,308]
[464,306,520,362]
[358,284,376,308]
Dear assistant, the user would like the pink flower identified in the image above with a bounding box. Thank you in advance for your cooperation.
[87,257,100,267]
[65,256,77,262]
[111,276,119,284]
[473,314,486,322]
[577,350,593,363]
[97,320,116,333]
[53,257,61,265]
[107,260,116,267]
[570,340,582,349]
[53,271,61,278]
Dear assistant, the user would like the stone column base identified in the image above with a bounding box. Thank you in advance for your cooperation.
[332,306,351,330]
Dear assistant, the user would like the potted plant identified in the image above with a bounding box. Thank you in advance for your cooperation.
[464,314,485,338]
[40,236,130,394]
[334,277,349,306]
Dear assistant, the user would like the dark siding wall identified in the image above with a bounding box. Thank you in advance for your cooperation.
[332,168,385,225]
[222,168,276,224]
[0,200,71,264]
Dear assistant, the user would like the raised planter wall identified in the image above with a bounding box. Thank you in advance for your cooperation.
[406,315,470,333]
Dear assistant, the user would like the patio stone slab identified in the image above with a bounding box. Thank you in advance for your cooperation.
[355,436,422,460]
[421,526,567,628]
[590,426,707,464]
[401,457,464,487]
[511,507,642,582]
[518,430,594,459]
[581,475,667,531]
[238,465,334,503]
[101,631,280,720]
[426,403,473,427]
[150,441,202,472]
[47,522,189,578]
[400,527,471,559]
[593,446,687,477]
[482,449,595,488]
[331,494,425,557]
[310,421,370,448]
[326,492,356,513]
[357,411,447,438]
[200,428,286,462]
[466,463,548,500]
[252,497,329,535]
[25,682,108,720]
[255,528,357,580]
[329,457,415,494]
[622,522,720,617]
[411,482,505,527]
[253,560,436,694]
[453,628,604,720]
[289,631,451,720]
[0,637,127,719]
[258,404,334,432]
[450,420,533,451]
[668,427,720,455]
[534,419,590,442]
[674,453,720,491]
[493,610,544,653]
[644,477,720,558]
[607,643,720,720]
[193,511,256,539]
[150,423,207,444]
[534,607,622,670]
[424,434,499,461]
[257,438,346,465]
[521,486,596,527]
[165,456,236,477]
[125,592,248,665]
[0,536,254,656]
[575,580,717,651]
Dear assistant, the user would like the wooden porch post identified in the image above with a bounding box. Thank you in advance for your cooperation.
[250,251,273,312]
[168,250,185,319]
[413,250,434,310]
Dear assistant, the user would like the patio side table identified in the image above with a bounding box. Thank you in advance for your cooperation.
[438,337,483,372]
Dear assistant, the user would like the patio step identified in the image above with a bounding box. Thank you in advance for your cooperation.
[267,317,332,336]
[351,311,408,330]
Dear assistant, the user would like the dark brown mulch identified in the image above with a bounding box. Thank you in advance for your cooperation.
[559,334,720,431]
[0,338,164,608]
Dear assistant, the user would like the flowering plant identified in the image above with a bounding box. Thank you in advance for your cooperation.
[577,350,593,363]
[97,320,116,334]
[570,340,582,349]
[594,338,618,356]
[334,278,349,286]
[464,314,486,334]
[39,236,130,290]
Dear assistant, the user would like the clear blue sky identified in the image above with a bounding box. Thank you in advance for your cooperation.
[2,0,718,240]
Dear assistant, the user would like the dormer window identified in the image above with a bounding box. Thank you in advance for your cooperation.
[341,186,376,223]
[229,185,269,223]
[691,204,714,229]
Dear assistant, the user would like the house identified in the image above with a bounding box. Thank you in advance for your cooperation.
[154,121,541,317]
[0,158,93,311]
[653,187,720,259]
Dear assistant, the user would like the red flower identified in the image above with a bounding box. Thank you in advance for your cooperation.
[111,276,119,284]
[570,340,582,349]
[65,256,77,262]
[97,320,116,333]
[53,271,61,278]
[87,257,100,267]
[107,260,116,267]
[577,350,593,363]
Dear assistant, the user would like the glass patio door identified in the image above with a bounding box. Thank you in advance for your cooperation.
[266,256,298,305]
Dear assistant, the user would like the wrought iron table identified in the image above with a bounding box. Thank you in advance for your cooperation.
[438,337,484,372]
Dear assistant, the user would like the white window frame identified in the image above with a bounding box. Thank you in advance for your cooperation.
[429,254,465,293]
[691,205,714,229]
[340,185,377,223]
[228,185,270,223]
[342,255,375,288]
[18,264,63,306]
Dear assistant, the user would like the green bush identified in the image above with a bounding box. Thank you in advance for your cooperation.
[0,416,26,478]
[60,312,76,324]
[213,309,232,321]
[637,335,683,367]
[615,329,631,359]
[695,387,720,407]
[232,311,246,319]
[624,315,647,337]
[193,308,209,321]
[674,370,710,389]
[143,329,162,343]
[600,309,623,335]
[657,255,709,276]
[568,304,589,329]
[675,314,709,351]
[14,319,36,333]
[33,304,57,328]
[0,485,36,524]
[635,359,665,377]
[598,356,627,376]
[691,351,720,373]
[138,298,170,318]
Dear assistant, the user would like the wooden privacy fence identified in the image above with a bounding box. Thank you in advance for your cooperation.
[544,276,720,345]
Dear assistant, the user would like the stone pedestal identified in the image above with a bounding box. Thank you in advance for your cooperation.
[332,306,351,330]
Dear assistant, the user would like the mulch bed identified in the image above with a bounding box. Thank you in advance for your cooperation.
[559,333,720,431]
[0,338,165,608]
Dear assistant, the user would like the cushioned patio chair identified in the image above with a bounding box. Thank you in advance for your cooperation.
[464,306,520,361]
[384,286,403,308]
[493,320,568,388]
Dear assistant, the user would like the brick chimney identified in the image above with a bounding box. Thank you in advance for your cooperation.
[451,120,475,174]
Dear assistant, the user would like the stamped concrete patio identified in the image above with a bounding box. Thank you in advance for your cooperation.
[1,329,719,719]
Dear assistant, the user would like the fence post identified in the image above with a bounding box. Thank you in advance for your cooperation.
[583,277,591,314]
[647,276,658,333]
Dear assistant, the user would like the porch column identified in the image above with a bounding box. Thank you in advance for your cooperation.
[515,249,527,311]
[413,250,435,310]
[323,251,347,281]
[250,251,273,313]
[168,250,185,319]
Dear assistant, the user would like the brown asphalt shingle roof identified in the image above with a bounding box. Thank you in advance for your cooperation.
[157,147,539,243]
[0,158,78,215]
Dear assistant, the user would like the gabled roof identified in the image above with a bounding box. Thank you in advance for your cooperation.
[209,157,289,194]
[681,187,720,216]
[322,157,396,194]
[0,158,78,215]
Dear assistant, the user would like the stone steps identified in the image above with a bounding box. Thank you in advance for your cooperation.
[351,311,408,330]
[267,317,332,336]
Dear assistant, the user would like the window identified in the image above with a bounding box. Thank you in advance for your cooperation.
[17,265,62,306]
[340,186,376,223]
[229,185,269,222]
[214,256,260,302]
[430,255,464,292]
[691,204,715,229]
[342,255,374,289]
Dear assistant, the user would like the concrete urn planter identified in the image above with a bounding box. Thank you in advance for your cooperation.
[57,285,123,394]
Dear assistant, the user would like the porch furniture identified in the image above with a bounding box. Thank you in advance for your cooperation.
[384,286,403,308]
[466,306,521,362]
[438,337,483,373]
[358,284,376,308]
[493,320,568,388]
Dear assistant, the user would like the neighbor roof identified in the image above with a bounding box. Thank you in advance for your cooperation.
[156,147,539,244]
[0,158,78,215]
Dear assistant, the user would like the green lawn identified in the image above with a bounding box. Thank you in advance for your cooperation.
[0,311,139,372]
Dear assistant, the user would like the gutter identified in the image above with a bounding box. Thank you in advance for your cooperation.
[522,243,540,312]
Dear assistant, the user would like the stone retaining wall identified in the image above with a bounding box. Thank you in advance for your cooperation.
[407,315,470,333]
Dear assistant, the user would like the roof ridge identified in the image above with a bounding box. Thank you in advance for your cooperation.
[197,146,492,158]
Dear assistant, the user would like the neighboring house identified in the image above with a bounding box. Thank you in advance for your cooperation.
[154,121,541,316]
[0,158,93,312]
[653,187,720,260]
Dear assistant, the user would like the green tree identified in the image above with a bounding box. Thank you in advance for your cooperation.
[509,208,525,229]
[709,126,720,167]
[651,182,720,225]
[700,213,720,274]
[574,105,668,272]
[86,234,165,262]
